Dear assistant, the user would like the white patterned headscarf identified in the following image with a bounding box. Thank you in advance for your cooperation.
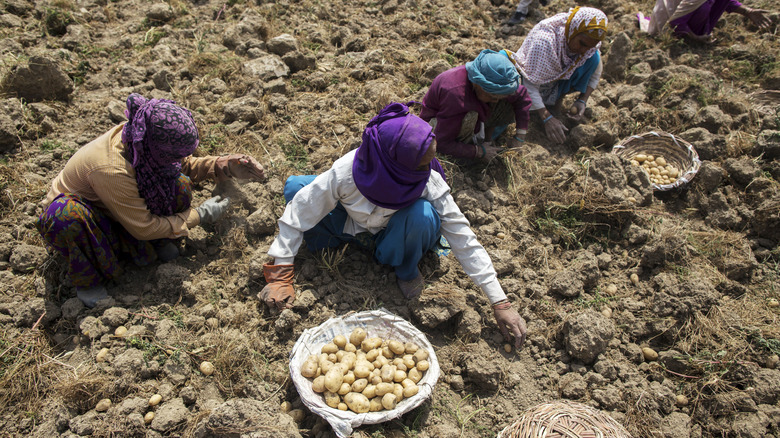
[510,7,608,85]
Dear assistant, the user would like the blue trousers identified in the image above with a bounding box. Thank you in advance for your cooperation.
[556,51,601,101]
[284,175,441,281]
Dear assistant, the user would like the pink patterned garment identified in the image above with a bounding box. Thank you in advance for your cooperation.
[511,7,608,85]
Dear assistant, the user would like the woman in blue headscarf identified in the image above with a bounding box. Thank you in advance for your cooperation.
[420,49,532,161]
[259,102,528,350]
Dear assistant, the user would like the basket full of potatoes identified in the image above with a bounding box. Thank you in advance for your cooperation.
[289,309,439,438]
[612,131,701,191]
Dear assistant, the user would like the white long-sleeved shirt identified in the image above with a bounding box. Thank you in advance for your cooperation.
[523,58,603,110]
[268,150,507,304]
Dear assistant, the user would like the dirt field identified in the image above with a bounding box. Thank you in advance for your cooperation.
[1,0,779,437]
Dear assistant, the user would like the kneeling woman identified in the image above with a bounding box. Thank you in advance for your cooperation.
[37,94,265,307]
[504,6,608,144]
[259,103,528,349]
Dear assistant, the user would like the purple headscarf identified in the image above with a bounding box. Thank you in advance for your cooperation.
[352,102,446,210]
[121,93,199,216]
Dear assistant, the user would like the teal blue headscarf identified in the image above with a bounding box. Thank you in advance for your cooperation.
[465,49,520,95]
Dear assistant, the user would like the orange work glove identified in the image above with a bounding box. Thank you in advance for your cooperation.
[258,263,295,310]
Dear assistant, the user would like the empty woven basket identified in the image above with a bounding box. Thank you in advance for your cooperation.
[497,401,632,438]
[612,131,701,191]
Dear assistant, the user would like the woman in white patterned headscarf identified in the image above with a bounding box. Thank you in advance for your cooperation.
[502,7,608,144]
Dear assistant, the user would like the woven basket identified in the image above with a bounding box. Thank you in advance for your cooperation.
[497,401,633,438]
[611,131,701,191]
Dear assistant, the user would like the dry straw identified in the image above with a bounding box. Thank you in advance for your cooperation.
[611,131,701,191]
[497,401,632,438]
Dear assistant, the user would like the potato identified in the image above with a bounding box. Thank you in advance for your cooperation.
[362,337,382,352]
[321,343,339,354]
[344,343,357,353]
[333,335,347,349]
[336,350,345,362]
[344,392,370,413]
[413,349,429,363]
[380,364,396,382]
[338,382,352,396]
[382,346,394,359]
[381,393,397,410]
[353,363,371,378]
[369,397,383,412]
[362,384,377,399]
[388,340,405,355]
[416,360,429,372]
[656,156,667,166]
[393,383,404,402]
[403,384,419,398]
[635,154,647,162]
[365,349,381,362]
[401,378,415,388]
[327,353,338,363]
[343,371,356,385]
[340,352,357,370]
[312,375,326,393]
[324,391,340,408]
[320,360,335,374]
[408,367,422,383]
[375,355,389,367]
[404,342,419,355]
[301,360,318,378]
[338,402,348,411]
[393,370,407,382]
[324,368,344,393]
[395,362,407,372]
[375,382,394,396]
[349,328,367,347]
[403,355,415,369]
[370,375,383,385]
[352,378,368,393]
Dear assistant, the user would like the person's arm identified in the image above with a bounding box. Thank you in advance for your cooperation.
[90,166,199,241]
[267,169,342,264]
[181,155,219,183]
[421,74,482,159]
[426,174,527,347]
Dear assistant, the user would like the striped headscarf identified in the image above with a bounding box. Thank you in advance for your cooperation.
[121,94,199,216]
[510,7,608,85]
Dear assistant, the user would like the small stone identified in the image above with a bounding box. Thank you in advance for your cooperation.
[200,361,215,376]
[96,348,109,363]
[496,232,506,239]
[503,344,512,353]
[630,273,639,285]
[766,354,779,369]
[604,284,617,295]
[114,326,127,337]
[95,398,111,412]
[148,394,162,406]
[675,394,688,407]
[144,412,155,424]
[280,401,292,412]
[768,298,779,308]
[601,307,612,318]
[642,347,659,361]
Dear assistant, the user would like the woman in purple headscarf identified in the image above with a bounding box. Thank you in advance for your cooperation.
[36,93,265,307]
[259,102,528,349]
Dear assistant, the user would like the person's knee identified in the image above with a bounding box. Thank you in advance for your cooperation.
[283,175,316,203]
[402,200,440,233]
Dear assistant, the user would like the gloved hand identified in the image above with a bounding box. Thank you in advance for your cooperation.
[216,154,265,181]
[544,116,569,144]
[258,263,295,310]
[196,196,230,224]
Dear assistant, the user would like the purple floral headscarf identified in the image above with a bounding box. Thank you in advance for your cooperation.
[121,93,199,216]
[352,102,446,210]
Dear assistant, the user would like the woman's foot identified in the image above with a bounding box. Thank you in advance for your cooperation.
[76,285,108,308]
[397,273,424,299]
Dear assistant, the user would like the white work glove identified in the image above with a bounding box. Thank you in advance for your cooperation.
[196,196,230,224]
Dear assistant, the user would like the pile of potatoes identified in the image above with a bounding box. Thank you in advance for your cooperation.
[630,153,680,186]
[299,327,430,414]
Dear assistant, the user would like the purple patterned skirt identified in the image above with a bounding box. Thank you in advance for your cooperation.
[36,174,192,288]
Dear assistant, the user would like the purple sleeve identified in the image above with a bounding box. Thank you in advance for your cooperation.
[508,86,532,130]
[421,76,479,159]
[725,0,742,12]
